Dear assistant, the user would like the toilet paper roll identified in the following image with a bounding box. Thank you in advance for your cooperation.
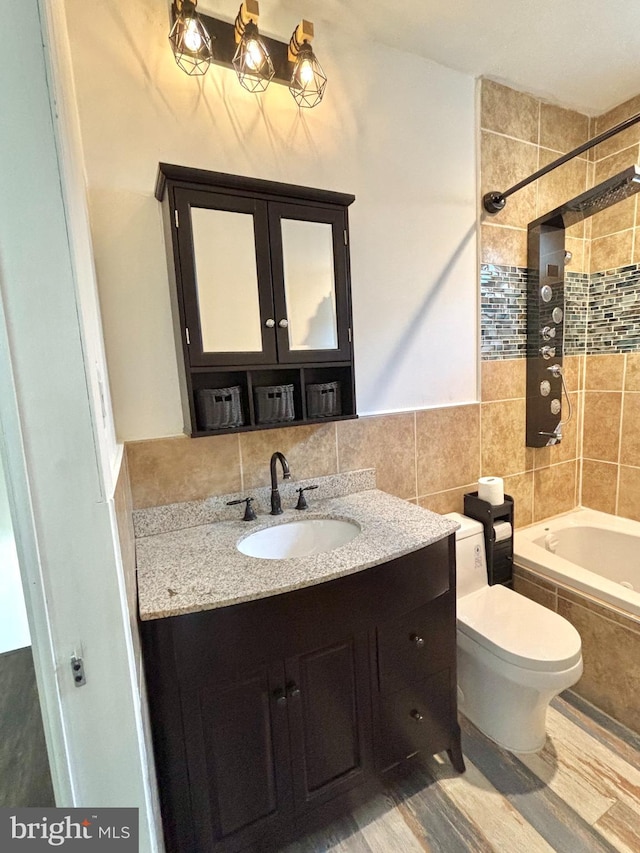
[478,476,504,506]
[493,521,512,543]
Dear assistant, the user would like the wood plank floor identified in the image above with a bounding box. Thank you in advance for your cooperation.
[283,692,640,852]
[0,646,55,808]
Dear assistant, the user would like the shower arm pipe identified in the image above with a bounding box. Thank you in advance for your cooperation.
[483,109,640,213]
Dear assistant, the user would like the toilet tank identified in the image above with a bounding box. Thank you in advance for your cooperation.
[444,512,489,599]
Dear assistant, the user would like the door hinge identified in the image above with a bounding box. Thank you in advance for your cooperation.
[343,229,348,246]
[174,209,179,228]
[71,656,86,687]
[185,327,190,345]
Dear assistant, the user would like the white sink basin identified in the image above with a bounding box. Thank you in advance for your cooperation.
[238,518,361,560]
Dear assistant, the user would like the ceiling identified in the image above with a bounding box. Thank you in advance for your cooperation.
[344,0,640,115]
[287,0,640,116]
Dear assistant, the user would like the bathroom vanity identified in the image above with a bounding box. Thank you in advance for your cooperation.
[137,484,463,853]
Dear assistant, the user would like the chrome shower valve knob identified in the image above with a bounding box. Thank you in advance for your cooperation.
[540,345,556,359]
[541,326,556,340]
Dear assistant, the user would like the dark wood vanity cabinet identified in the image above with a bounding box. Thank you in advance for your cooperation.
[155,164,357,437]
[141,537,464,853]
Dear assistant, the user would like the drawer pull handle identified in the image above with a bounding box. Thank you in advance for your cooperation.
[286,682,301,699]
[272,688,287,705]
[410,709,424,723]
[410,633,425,648]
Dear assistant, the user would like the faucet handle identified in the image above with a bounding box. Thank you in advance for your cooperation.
[295,485,318,511]
[226,497,257,521]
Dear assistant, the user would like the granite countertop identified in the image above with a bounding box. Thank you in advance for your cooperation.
[136,484,459,621]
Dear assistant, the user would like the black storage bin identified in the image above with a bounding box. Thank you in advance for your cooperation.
[254,384,295,424]
[195,386,244,430]
[306,381,341,418]
[463,492,514,586]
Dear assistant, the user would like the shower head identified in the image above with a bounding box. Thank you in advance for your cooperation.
[530,165,640,230]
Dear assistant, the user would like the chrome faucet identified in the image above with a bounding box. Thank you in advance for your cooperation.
[270,452,291,515]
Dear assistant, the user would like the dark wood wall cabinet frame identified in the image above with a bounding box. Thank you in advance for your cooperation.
[141,538,465,853]
[156,164,357,436]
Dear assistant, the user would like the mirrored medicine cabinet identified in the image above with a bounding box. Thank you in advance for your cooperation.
[155,164,357,436]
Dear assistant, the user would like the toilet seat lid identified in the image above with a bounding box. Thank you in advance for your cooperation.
[457,585,582,672]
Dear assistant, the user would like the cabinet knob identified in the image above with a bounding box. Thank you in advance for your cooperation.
[286,682,300,699]
[265,318,275,328]
[272,687,287,705]
[278,319,289,328]
[409,633,425,648]
[410,709,424,723]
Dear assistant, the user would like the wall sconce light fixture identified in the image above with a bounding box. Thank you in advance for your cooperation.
[169,0,214,76]
[288,21,327,109]
[168,3,327,108]
[232,1,275,93]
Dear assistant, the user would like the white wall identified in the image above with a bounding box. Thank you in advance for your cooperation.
[64,0,478,440]
[0,453,30,654]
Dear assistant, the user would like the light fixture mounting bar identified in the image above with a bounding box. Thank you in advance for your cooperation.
[195,9,293,85]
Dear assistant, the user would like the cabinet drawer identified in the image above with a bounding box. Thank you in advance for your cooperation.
[377,594,455,696]
[377,669,452,771]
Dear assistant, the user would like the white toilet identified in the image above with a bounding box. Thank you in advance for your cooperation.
[445,512,583,753]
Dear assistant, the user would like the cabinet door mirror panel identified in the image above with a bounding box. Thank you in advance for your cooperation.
[175,188,277,367]
[281,219,338,351]
[270,202,351,364]
[191,207,263,354]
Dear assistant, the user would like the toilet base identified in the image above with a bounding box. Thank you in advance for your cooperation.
[457,636,583,754]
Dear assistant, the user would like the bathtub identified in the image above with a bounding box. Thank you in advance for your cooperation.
[514,508,640,618]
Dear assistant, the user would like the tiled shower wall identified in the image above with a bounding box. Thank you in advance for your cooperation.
[482,80,640,522]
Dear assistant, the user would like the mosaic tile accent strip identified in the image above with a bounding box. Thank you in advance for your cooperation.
[480,263,636,360]
[565,271,589,356]
[480,264,527,360]
[588,264,640,353]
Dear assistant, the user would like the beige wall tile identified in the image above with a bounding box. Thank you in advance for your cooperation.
[582,391,622,463]
[416,405,480,496]
[418,484,476,516]
[625,353,640,391]
[337,413,415,499]
[564,237,587,274]
[126,434,242,509]
[513,573,557,611]
[618,465,640,522]
[240,423,337,490]
[585,354,625,391]
[591,196,636,240]
[480,80,539,142]
[539,103,589,153]
[594,145,640,182]
[537,153,588,218]
[593,94,640,160]
[563,356,583,393]
[481,224,528,267]
[590,230,634,273]
[620,392,640,467]
[581,459,618,514]
[481,399,532,477]
[533,461,577,521]
[481,132,538,228]
[481,359,526,402]
[503,470,534,528]
[558,595,640,733]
